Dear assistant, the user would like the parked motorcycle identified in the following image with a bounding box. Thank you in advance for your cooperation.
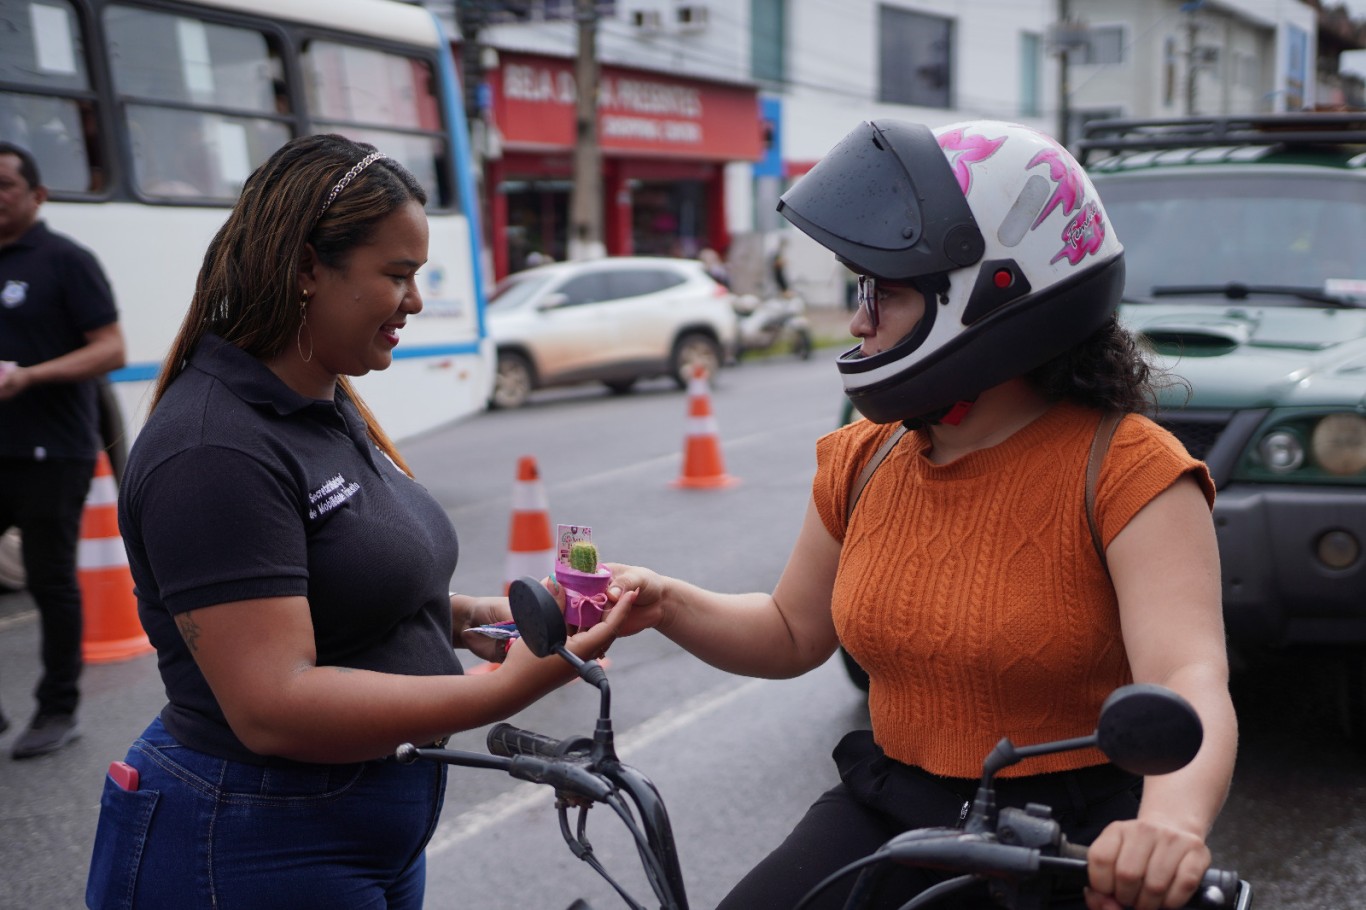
[733,292,813,360]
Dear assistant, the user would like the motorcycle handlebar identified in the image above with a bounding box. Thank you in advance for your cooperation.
[487,722,580,759]
[397,726,611,804]
[505,755,614,802]
[1051,841,1240,908]
[881,833,1240,909]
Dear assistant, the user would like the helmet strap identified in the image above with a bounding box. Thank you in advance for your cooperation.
[940,400,976,425]
[900,397,976,431]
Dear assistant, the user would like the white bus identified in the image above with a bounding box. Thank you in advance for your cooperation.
[0,0,493,452]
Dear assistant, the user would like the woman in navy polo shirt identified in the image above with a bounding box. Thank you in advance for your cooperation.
[85,135,632,910]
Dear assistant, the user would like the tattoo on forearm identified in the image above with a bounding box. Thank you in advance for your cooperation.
[176,612,202,653]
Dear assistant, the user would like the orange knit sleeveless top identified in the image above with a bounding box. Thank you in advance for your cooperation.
[812,401,1214,778]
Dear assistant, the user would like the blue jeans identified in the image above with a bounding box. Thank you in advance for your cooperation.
[86,717,447,909]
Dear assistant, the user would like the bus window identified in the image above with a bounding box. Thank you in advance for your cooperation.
[103,5,290,202]
[0,0,102,193]
[301,40,453,210]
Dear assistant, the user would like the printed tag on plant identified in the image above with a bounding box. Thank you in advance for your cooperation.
[557,524,593,567]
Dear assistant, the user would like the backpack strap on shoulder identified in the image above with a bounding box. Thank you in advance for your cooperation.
[846,424,910,526]
[1086,412,1123,571]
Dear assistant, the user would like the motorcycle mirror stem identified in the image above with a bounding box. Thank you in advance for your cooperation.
[509,577,616,764]
[962,683,1204,836]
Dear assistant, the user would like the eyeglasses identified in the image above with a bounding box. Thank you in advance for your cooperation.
[856,276,918,330]
[855,275,882,330]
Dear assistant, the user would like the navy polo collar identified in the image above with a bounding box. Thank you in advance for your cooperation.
[191,332,344,423]
[0,219,49,253]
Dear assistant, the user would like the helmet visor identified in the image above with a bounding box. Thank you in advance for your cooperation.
[778,120,984,280]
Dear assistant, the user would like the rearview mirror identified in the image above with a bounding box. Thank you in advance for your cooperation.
[508,577,567,658]
[1095,683,1204,776]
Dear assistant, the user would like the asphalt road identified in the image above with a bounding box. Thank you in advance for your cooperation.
[2,350,1364,908]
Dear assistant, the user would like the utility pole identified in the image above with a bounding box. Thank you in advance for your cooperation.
[1182,0,1203,115]
[1057,0,1072,147]
[569,0,604,261]
[454,1,486,122]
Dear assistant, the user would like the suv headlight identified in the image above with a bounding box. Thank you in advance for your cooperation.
[1311,413,1366,476]
[1239,411,1366,482]
[1257,429,1305,474]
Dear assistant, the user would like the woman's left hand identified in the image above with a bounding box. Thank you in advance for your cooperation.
[1084,816,1211,910]
[451,593,515,663]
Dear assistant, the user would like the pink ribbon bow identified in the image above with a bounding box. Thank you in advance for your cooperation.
[565,590,609,629]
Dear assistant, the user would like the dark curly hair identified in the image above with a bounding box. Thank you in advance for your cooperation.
[1026,313,1187,413]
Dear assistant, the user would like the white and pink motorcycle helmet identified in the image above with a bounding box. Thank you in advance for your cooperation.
[777,119,1125,425]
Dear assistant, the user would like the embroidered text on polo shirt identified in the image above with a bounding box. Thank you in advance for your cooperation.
[308,473,361,520]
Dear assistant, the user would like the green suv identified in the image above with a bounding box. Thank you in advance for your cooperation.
[1079,114,1366,735]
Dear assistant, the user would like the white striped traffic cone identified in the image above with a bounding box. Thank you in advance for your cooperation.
[79,452,152,663]
[503,456,555,593]
[671,365,739,489]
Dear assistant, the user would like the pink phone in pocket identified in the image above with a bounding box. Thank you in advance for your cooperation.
[108,761,139,791]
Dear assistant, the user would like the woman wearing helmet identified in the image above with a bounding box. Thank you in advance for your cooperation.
[605,119,1235,910]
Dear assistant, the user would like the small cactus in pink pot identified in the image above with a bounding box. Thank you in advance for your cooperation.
[568,541,600,574]
[556,541,612,630]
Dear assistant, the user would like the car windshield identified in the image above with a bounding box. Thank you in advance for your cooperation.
[489,273,556,309]
[1098,171,1366,302]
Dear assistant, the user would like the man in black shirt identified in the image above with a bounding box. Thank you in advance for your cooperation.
[0,141,126,758]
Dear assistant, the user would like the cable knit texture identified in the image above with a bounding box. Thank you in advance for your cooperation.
[813,401,1214,779]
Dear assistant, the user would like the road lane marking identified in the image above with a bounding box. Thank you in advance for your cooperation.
[425,677,764,856]
[446,416,832,517]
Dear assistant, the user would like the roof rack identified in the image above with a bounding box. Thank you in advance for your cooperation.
[1075,113,1366,164]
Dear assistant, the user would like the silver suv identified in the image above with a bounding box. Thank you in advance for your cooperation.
[485,257,739,409]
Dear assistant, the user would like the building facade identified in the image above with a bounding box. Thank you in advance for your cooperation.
[433,0,1345,302]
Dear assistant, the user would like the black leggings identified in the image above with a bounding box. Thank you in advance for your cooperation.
[716,730,1142,910]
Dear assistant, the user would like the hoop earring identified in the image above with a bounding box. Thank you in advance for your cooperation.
[297,290,313,363]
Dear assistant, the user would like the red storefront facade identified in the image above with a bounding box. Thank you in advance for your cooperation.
[482,51,764,281]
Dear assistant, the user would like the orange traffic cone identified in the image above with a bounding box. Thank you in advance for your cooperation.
[79,452,152,663]
[672,365,739,489]
[504,456,555,594]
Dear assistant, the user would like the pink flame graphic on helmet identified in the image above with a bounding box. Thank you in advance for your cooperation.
[1050,200,1107,265]
[1028,145,1087,229]
[937,125,1107,266]
[937,128,1006,197]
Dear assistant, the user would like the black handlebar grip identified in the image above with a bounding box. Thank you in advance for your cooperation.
[1192,868,1242,908]
[487,723,566,759]
[1056,841,1239,908]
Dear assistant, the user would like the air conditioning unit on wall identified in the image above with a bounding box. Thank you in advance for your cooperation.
[676,4,708,30]
[631,9,663,32]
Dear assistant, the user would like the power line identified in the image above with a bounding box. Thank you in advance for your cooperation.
[472,2,1084,128]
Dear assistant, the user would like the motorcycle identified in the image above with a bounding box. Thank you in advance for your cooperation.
[733,292,813,361]
[399,579,1249,910]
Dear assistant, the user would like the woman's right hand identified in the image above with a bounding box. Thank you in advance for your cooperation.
[602,563,669,636]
